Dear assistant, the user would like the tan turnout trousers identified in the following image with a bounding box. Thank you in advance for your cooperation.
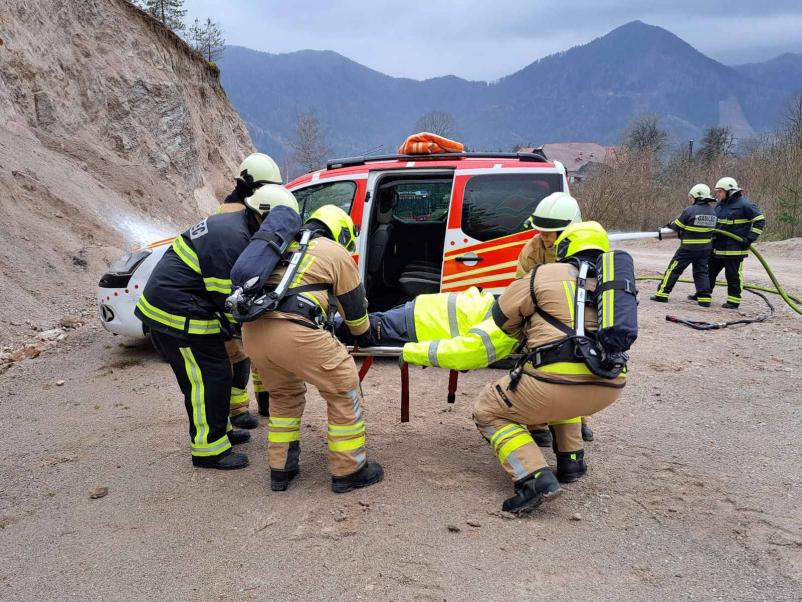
[243,319,366,477]
[473,371,622,481]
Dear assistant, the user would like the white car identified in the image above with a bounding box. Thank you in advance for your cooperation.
[97,238,172,337]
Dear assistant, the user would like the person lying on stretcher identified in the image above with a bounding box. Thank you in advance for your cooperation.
[333,286,519,370]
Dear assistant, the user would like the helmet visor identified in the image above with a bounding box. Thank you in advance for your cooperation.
[532,216,572,231]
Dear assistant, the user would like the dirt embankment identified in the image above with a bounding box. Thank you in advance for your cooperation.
[0,0,253,350]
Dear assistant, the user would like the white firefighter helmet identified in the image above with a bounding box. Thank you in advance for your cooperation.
[244,184,298,216]
[526,192,582,232]
[237,153,282,187]
[714,177,740,194]
[688,184,712,200]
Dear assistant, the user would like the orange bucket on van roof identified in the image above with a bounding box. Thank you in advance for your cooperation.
[398,132,465,155]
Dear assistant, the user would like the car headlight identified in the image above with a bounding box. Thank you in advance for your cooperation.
[108,249,152,275]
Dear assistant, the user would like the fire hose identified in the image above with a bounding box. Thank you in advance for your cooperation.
[634,228,802,330]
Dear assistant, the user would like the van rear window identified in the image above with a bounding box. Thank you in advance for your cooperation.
[294,181,357,222]
[461,173,563,241]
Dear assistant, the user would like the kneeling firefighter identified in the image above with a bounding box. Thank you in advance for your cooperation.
[216,153,284,425]
[134,183,298,470]
[515,192,594,445]
[471,222,635,513]
[237,205,384,493]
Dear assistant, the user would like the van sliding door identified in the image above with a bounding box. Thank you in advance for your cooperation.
[441,169,564,295]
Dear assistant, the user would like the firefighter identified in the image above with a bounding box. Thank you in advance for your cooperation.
[650,184,717,306]
[471,222,626,513]
[214,153,283,427]
[135,183,299,470]
[516,192,582,277]
[709,177,765,308]
[242,205,384,493]
[516,192,592,445]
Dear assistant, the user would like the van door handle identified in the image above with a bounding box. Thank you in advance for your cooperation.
[455,253,484,263]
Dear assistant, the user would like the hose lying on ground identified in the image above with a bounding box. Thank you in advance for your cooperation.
[638,228,802,329]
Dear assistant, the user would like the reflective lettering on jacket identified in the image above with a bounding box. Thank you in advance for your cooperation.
[135,208,252,338]
[713,192,765,256]
[668,200,717,249]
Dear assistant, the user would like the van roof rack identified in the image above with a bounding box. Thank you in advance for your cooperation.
[326,149,548,170]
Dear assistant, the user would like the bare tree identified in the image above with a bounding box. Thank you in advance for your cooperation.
[697,126,735,165]
[780,92,802,147]
[622,115,668,155]
[137,0,187,33]
[291,112,329,173]
[189,17,225,62]
[414,111,458,138]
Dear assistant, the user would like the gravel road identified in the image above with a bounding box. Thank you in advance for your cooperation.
[1,241,800,601]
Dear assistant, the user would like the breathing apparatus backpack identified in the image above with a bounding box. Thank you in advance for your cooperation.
[226,206,333,326]
[509,250,638,390]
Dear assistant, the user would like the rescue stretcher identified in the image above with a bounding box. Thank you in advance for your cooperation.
[348,346,462,423]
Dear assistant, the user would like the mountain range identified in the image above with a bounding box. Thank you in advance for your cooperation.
[217,21,802,162]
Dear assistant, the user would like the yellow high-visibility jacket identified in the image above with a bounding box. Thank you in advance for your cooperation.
[403,315,519,371]
[408,286,495,342]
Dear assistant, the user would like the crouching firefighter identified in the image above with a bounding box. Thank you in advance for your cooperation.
[134,183,298,470]
[651,184,717,306]
[471,221,637,514]
[516,192,593,446]
[231,205,384,493]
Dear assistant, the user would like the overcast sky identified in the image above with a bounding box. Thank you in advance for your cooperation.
[185,0,802,81]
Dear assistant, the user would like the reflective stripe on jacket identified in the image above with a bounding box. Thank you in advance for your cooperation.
[135,209,253,338]
[713,192,765,256]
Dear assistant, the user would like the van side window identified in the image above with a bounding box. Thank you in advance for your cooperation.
[294,181,357,222]
[461,174,563,241]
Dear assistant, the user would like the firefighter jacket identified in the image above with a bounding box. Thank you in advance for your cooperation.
[406,287,495,342]
[135,209,254,339]
[667,199,717,250]
[713,192,765,256]
[515,233,557,277]
[263,236,369,337]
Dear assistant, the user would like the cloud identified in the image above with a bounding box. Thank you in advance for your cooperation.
[184,0,802,80]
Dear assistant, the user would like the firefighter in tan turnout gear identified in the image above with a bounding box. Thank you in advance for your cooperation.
[515,192,595,446]
[242,205,384,493]
[473,222,627,513]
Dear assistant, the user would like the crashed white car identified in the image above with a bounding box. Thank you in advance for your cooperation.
[97,238,172,337]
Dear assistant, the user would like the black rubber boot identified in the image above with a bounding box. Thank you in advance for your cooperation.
[228,429,251,445]
[530,428,552,448]
[501,468,562,514]
[270,468,299,492]
[191,449,249,470]
[650,295,668,303]
[256,392,270,417]
[230,411,259,430]
[581,422,594,442]
[698,300,711,308]
[722,301,740,309]
[687,294,698,301]
[331,462,384,493]
[556,450,587,483]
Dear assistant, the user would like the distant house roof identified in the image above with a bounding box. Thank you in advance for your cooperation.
[519,142,613,173]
